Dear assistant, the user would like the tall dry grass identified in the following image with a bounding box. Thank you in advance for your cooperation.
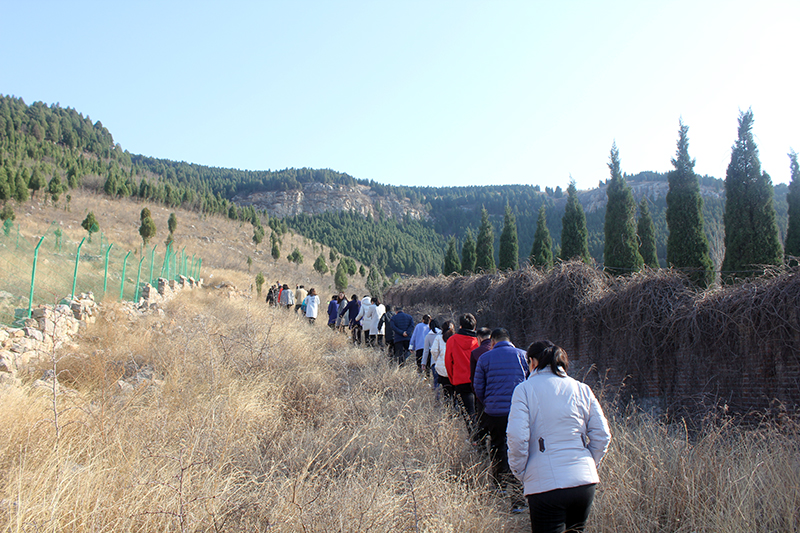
[1,289,799,531]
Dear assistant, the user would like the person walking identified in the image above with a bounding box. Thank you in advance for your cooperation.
[379,305,394,357]
[342,294,361,344]
[473,328,528,485]
[432,321,455,402]
[279,283,294,309]
[445,313,480,431]
[507,342,611,533]
[327,294,339,328]
[422,319,441,384]
[366,297,386,347]
[410,314,431,373]
[304,288,320,324]
[389,306,415,364]
[294,285,308,314]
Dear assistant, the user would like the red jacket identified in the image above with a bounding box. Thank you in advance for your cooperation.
[445,330,479,386]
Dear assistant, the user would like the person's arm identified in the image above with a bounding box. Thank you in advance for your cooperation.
[444,341,454,379]
[585,387,612,467]
[506,384,532,481]
[473,359,487,403]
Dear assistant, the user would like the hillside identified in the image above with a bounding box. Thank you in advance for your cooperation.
[0,94,791,279]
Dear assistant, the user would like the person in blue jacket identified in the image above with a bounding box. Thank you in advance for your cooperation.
[473,327,529,484]
[389,306,415,364]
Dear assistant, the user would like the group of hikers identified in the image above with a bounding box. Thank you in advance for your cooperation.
[265,285,612,531]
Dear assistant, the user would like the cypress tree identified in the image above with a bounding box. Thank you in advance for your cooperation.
[560,180,590,263]
[14,169,29,202]
[460,228,476,275]
[475,208,495,272]
[637,198,658,269]
[721,110,783,281]
[0,167,10,202]
[604,143,643,275]
[314,254,329,276]
[785,150,800,261]
[530,204,553,268]
[334,261,348,291]
[139,208,156,246]
[498,204,519,270]
[666,121,714,287]
[443,236,461,275]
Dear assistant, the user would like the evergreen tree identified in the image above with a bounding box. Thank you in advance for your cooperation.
[721,110,783,281]
[48,174,63,204]
[168,213,178,234]
[139,208,156,246]
[81,211,99,241]
[252,224,264,251]
[366,266,384,299]
[0,167,10,202]
[666,121,714,287]
[288,248,303,264]
[604,143,643,275]
[443,236,461,275]
[0,204,14,222]
[271,240,280,260]
[334,261,349,291]
[785,150,800,261]
[255,272,265,296]
[530,205,553,268]
[460,228,476,275]
[475,208,495,272]
[14,170,29,202]
[559,180,590,263]
[359,264,366,277]
[498,204,519,270]
[29,168,45,199]
[637,198,659,269]
[313,253,329,276]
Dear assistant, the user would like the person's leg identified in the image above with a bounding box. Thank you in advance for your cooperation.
[415,349,424,372]
[563,484,596,532]
[527,489,568,533]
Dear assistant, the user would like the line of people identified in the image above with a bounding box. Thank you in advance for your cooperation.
[409,311,611,532]
[265,282,321,324]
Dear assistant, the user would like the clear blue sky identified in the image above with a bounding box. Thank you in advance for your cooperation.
[2,1,798,191]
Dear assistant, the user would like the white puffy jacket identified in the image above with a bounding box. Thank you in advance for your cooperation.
[431,334,448,378]
[506,366,611,496]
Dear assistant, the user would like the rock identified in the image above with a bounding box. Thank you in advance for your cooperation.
[0,373,22,389]
[0,330,8,344]
[23,328,44,342]
[0,350,16,373]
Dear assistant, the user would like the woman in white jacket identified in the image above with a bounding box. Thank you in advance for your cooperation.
[430,320,454,401]
[506,342,611,533]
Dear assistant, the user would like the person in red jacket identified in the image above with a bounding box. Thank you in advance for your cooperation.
[445,313,480,434]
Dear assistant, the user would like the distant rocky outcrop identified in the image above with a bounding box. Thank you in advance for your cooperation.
[233,182,427,220]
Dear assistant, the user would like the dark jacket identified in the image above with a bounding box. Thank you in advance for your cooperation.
[327,300,339,324]
[342,299,361,327]
[470,338,492,385]
[379,312,395,343]
[473,341,528,416]
[390,311,414,340]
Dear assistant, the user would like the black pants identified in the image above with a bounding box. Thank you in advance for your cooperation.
[527,483,596,533]
[393,340,410,364]
[415,348,424,372]
[482,413,510,481]
[452,383,475,433]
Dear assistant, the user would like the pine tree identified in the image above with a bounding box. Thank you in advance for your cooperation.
[168,213,178,234]
[498,204,519,270]
[81,211,99,241]
[48,174,63,204]
[139,208,156,246]
[637,198,658,269]
[530,205,553,268]
[29,168,45,199]
[666,121,714,287]
[314,254,329,276]
[334,261,349,291]
[604,143,643,275]
[255,272,265,295]
[785,150,800,261]
[14,169,29,202]
[475,208,495,272]
[721,110,783,281]
[0,167,10,202]
[460,228,477,275]
[560,180,590,263]
[443,236,461,275]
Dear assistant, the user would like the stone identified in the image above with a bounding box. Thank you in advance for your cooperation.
[0,330,8,344]
[0,350,16,373]
[23,328,44,342]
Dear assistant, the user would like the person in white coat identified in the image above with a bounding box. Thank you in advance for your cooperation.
[303,288,320,324]
[366,297,386,346]
[506,342,611,533]
[431,320,455,402]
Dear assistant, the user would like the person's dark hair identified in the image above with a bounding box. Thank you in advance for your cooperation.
[373,297,381,305]
[422,314,431,323]
[429,318,439,332]
[476,327,492,339]
[526,340,554,362]
[490,328,510,342]
[441,320,455,342]
[351,294,358,301]
[459,313,476,331]
[531,344,568,376]
[384,305,392,313]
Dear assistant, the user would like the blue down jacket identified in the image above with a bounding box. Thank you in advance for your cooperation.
[473,341,528,416]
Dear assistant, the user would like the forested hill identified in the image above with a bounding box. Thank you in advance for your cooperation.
[0,95,790,278]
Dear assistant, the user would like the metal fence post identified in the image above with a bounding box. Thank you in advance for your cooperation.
[71,237,86,299]
[103,243,114,298]
[120,251,131,300]
[27,236,45,318]
[149,245,157,284]
[134,256,144,302]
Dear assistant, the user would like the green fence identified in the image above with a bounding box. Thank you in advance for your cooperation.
[0,222,202,327]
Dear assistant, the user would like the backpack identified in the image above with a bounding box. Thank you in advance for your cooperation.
[300,296,308,312]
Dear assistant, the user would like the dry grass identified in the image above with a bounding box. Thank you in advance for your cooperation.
[1,289,799,531]
[8,189,368,302]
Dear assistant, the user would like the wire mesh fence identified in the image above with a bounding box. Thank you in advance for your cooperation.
[0,221,201,327]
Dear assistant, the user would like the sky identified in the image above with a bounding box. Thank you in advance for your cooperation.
[1,1,798,191]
